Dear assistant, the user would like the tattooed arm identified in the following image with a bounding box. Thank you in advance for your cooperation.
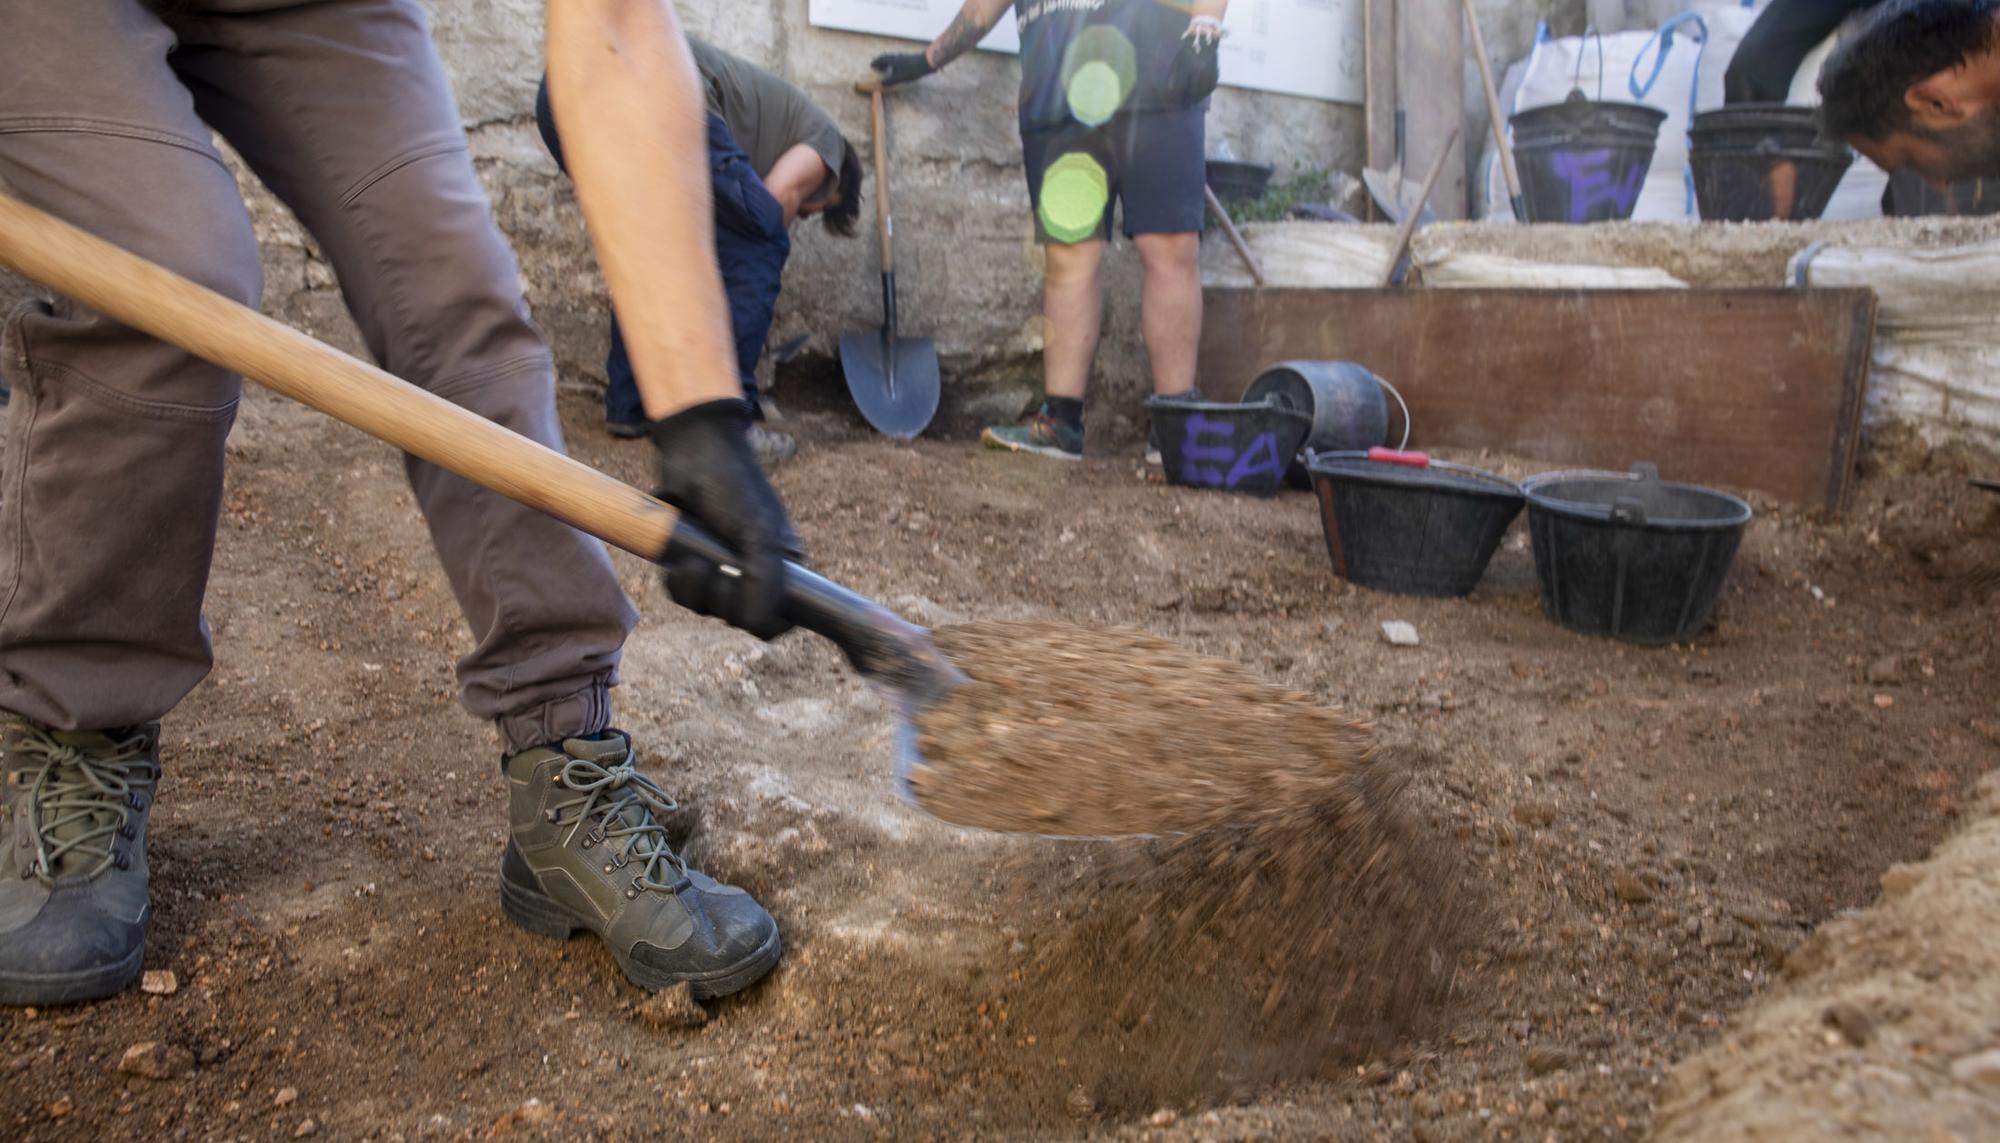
[871,0,1012,86]
[924,0,1014,71]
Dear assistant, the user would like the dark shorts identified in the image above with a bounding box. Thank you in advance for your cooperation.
[1021,108,1207,245]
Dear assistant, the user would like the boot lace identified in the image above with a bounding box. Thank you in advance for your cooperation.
[547,746,689,896]
[14,727,156,883]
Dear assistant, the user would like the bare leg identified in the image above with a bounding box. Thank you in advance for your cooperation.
[1041,239,1106,400]
[1133,231,1203,396]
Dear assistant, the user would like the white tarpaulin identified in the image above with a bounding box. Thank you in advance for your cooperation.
[1792,242,2000,441]
[806,0,1365,105]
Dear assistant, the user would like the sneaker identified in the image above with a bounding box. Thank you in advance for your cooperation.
[748,424,797,469]
[500,732,781,999]
[981,409,1083,461]
[606,419,648,440]
[0,718,161,1006]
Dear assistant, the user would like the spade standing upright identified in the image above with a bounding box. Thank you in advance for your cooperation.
[841,80,940,440]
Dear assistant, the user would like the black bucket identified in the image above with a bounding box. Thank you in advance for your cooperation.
[1206,160,1274,205]
[1310,449,1525,598]
[1509,95,1666,224]
[1689,105,1854,222]
[1887,169,2000,217]
[1243,361,1410,490]
[1523,463,1752,645]
[1147,397,1311,497]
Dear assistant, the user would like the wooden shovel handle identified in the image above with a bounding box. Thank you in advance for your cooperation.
[865,85,895,274]
[0,192,680,561]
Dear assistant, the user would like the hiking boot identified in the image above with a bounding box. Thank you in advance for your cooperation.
[0,718,160,1006]
[981,408,1083,461]
[500,732,781,999]
[748,423,797,469]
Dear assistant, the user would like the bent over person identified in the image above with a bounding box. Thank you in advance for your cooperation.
[1818,0,2000,184]
[873,0,1227,460]
[536,38,865,461]
[0,0,796,1005]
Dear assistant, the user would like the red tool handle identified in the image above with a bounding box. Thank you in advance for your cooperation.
[1368,447,1432,468]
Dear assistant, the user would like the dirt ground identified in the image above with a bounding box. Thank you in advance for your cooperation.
[2,376,1998,1142]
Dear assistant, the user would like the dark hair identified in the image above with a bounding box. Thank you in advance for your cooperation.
[1821,0,2000,140]
[822,138,864,238]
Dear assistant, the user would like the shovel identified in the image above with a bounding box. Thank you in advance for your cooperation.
[0,191,965,799]
[839,79,940,440]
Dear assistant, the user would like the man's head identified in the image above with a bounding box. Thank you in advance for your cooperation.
[1820,0,2000,184]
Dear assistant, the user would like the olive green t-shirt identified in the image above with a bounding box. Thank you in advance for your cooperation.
[688,38,846,184]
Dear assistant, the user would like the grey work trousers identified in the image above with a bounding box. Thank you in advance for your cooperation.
[0,0,639,752]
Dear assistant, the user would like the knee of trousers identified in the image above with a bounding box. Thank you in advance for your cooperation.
[337,148,548,384]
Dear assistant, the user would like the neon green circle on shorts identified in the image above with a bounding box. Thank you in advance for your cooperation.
[1038,152,1110,244]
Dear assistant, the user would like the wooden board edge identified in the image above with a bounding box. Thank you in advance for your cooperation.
[1827,289,1881,515]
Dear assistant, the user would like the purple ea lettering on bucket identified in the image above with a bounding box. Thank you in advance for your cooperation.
[1181,414,1288,490]
[1552,148,1644,222]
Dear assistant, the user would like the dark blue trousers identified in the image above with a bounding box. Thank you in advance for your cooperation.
[536,79,790,426]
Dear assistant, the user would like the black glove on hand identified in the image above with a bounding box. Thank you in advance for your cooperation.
[871,51,936,87]
[649,399,796,641]
[1167,37,1222,109]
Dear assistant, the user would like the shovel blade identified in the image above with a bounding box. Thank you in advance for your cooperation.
[840,331,940,440]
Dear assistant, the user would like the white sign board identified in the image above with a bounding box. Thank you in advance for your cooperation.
[807,0,1364,106]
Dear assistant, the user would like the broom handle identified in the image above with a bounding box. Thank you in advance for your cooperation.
[1463,0,1529,220]
[0,192,681,560]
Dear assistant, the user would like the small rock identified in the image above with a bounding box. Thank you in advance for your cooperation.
[636,982,708,1031]
[1322,618,1346,637]
[1525,1046,1571,1075]
[117,1041,193,1081]
[1950,1049,2000,1089]
[1064,1084,1095,1120]
[140,969,179,996]
[1822,1002,1875,1047]
[1613,871,1652,904]
[487,1099,557,1136]
[1381,621,1421,647]
[1511,801,1558,828]
[1149,1108,1179,1127]
[1881,863,1925,900]
[1865,656,1904,686]
[1873,693,1896,710]
[294,1119,318,1137]
[1150,592,1183,611]
[47,1098,72,1120]
[275,1087,299,1108]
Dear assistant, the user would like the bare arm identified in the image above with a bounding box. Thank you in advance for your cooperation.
[764,143,830,227]
[545,0,738,421]
[922,0,1013,72]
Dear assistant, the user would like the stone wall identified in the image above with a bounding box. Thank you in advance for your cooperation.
[0,0,1650,421]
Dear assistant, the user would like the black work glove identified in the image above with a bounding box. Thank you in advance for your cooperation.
[1166,36,1222,109]
[649,399,796,641]
[871,51,937,87]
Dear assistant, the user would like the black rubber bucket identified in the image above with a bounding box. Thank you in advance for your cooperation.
[1147,396,1311,497]
[1206,160,1274,205]
[1887,169,2000,217]
[1523,463,1752,645]
[1509,95,1667,224]
[1243,361,1410,489]
[1309,449,1525,598]
[1689,105,1854,222]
